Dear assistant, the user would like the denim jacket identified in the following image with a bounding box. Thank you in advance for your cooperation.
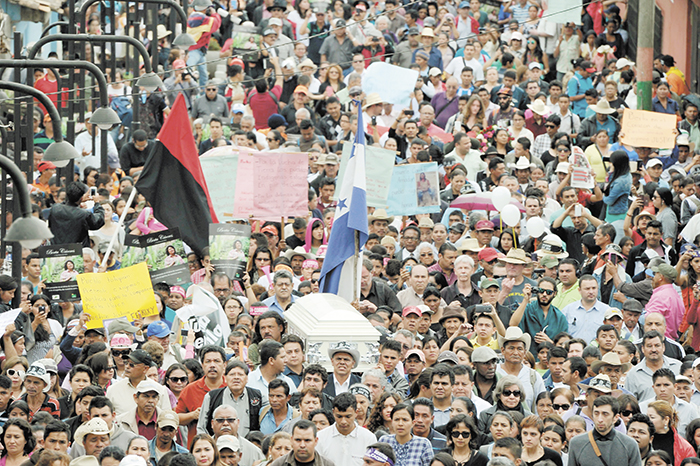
[603,173,632,215]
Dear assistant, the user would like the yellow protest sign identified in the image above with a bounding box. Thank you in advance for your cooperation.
[76,263,159,328]
[620,108,677,149]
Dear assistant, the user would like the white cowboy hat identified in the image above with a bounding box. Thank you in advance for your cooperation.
[497,326,531,352]
[148,24,172,41]
[527,100,549,117]
[589,99,616,115]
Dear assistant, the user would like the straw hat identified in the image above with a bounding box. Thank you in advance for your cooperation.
[369,209,394,224]
[589,99,616,115]
[497,326,531,352]
[527,100,549,117]
[591,351,631,374]
[365,93,384,107]
[502,248,530,264]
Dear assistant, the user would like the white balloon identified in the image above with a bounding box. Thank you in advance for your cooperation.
[527,217,546,238]
[492,186,512,212]
[501,204,521,227]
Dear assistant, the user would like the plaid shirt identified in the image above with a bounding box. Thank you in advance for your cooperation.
[378,434,434,466]
[532,133,552,160]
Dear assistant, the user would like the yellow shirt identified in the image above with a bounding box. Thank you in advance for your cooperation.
[470,336,500,350]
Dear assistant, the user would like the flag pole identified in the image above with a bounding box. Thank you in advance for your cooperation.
[100,187,138,269]
[354,230,359,301]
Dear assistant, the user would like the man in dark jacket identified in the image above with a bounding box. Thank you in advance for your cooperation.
[48,182,104,247]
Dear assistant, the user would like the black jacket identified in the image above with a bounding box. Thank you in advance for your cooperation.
[322,373,361,398]
[202,386,262,435]
[48,201,105,247]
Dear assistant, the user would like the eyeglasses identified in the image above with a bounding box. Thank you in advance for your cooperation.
[169,376,188,384]
[536,288,555,296]
[6,369,25,378]
[206,88,217,92]
[404,236,419,242]
[214,418,238,424]
[552,403,571,411]
[420,253,432,257]
[502,389,521,397]
[112,350,131,358]
[451,431,471,438]
[621,410,635,417]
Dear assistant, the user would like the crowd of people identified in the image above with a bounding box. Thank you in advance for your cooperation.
[14,2,700,466]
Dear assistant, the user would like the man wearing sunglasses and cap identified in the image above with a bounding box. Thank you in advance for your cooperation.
[509,278,567,354]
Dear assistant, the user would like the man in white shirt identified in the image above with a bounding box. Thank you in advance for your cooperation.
[445,42,484,83]
[74,113,119,172]
[316,393,377,466]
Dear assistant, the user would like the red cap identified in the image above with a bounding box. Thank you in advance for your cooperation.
[37,161,56,172]
[475,220,495,231]
[497,87,513,95]
[261,225,278,236]
[478,247,502,262]
[229,57,245,68]
[402,306,422,317]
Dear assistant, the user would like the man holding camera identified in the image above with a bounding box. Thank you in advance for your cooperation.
[508,277,568,354]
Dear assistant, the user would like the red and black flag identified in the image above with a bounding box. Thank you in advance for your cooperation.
[135,93,218,255]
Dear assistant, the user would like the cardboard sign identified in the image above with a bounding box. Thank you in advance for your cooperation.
[620,108,677,149]
[570,146,595,189]
[386,162,441,216]
[547,0,583,24]
[362,62,419,109]
[200,149,239,220]
[77,262,159,328]
[336,142,396,208]
[38,244,83,301]
[252,152,309,218]
[209,223,252,280]
[122,228,190,285]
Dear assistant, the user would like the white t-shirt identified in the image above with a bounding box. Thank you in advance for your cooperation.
[444,56,484,82]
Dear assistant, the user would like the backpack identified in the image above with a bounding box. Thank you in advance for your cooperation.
[110,87,133,128]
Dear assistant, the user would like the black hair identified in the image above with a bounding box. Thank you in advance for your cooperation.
[259,340,284,366]
[269,378,290,396]
[302,364,329,385]
[44,420,71,440]
[1,418,35,456]
[308,408,334,425]
[430,363,455,384]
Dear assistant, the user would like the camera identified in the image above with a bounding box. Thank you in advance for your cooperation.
[371,116,377,126]
[474,304,491,314]
[38,305,46,313]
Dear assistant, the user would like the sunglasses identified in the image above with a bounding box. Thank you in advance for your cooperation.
[536,288,555,295]
[545,124,556,128]
[502,389,521,397]
[311,279,319,284]
[451,431,471,438]
[6,369,25,378]
[112,350,131,358]
[621,410,635,417]
[552,403,571,411]
[169,376,188,384]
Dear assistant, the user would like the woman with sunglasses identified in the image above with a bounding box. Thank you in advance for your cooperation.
[477,375,530,433]
[520,415,563,466]
[85,352,115,391]
[444,414,487,466]
[164,363,189,403]
[550,387,574,418]
[109,335,133,380]
[3,357,28,401]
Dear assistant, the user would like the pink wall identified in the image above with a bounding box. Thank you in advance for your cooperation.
[655,0,691,73]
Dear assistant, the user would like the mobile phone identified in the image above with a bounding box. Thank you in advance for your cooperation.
[574,205,582,216]
[642,194,650,204]
[90,187,97,196]
[474,304,491,314]
[406,266,412,273]
[609,254,618,265]
[629,161,638,173]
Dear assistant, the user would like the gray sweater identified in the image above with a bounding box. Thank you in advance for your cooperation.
[568,429,641,466]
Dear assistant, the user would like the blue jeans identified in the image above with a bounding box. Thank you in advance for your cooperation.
[187,48,208,90]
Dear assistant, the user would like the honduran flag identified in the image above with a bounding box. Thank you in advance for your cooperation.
[319,104,369,303]
[135,94,218,256]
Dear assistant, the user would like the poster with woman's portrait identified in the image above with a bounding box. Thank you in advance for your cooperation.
[415,170,439,207]
[209,223,252,280]
[123,228,190,285]
[38,244,84,301]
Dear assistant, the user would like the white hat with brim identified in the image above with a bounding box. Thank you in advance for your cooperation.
[502,248,530,265]
[578,373,612,393]
[536,234,569,259]
[71,457,100,466]
[591,352,631,373]
[590,99,616,115]
[285,246,315,261]
[497,327,531,352]
[26,362,51,393]
[512,157,534,171]
[527,100,549,117]
[217,435,241,452]
[368,209,394,224]
[147,24,171,41]
[328,342,360,369]
[74,418,110,446]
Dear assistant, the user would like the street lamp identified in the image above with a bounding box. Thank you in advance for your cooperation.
[0,156,54,249]
[0,82,79,168]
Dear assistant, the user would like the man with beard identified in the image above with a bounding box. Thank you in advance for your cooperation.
[487,87,516,127]
[508,277,568,355]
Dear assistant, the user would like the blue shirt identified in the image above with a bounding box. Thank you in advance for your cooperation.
[561,299,609,343]
[262,294,297,316]
[652,96,679,115]
[595,116,619,142]
[260,405,294,434]
[567,72,594,118]
[378,434,434,466]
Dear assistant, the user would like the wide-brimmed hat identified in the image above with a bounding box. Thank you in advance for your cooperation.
[512,157,534,171]
[603,243,624,258]
[578,373,612,393]
[591,351,631,374]
[590,99,616,115]
[502,248,530,265]
[369,209,394,224]
[527,100,549,117]
[328,341,360,369]
[421,27,435,37]
[285,246,315,261]
[536,234,569,259]
[458,238,484,254]
[439,308,466,325]
[148,24,171,41]
[74,418,110,446]
[365,93,383,107]
[298,58,317,72]
[497,326,531,352]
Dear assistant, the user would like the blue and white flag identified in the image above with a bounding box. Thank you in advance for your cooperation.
[319,105,369,303]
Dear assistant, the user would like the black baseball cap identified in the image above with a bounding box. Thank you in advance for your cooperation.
[128,349,154,366]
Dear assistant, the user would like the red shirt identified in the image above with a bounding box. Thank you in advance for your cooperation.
[136,409,158,440]
[34,76,68,112]
[175,377,225,447]
[246,85,282,129]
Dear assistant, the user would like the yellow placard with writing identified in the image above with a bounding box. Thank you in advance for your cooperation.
[76,263,159,328]
[620,108,677,149]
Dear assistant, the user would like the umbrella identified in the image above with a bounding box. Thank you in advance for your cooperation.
[450,193,526,212]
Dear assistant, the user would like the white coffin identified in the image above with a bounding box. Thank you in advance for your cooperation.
[285,293,382,373]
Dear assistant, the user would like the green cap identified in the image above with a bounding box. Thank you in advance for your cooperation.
[540,255,559,269]
[651,262,677,280]
[479,277,500,290]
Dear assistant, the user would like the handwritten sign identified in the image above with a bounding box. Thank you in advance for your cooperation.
[200,148,239,220]
[570,146,595,189]
[362,62,419,109]
[0,309,21,336]
[38,243,83,301]
[620,108,677,149]
[386,162,441,216]
[547,0,582,24]
[336,142,396,208]
[77,262,159,328]
[252,152,309,217]
[233,151,255,219]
